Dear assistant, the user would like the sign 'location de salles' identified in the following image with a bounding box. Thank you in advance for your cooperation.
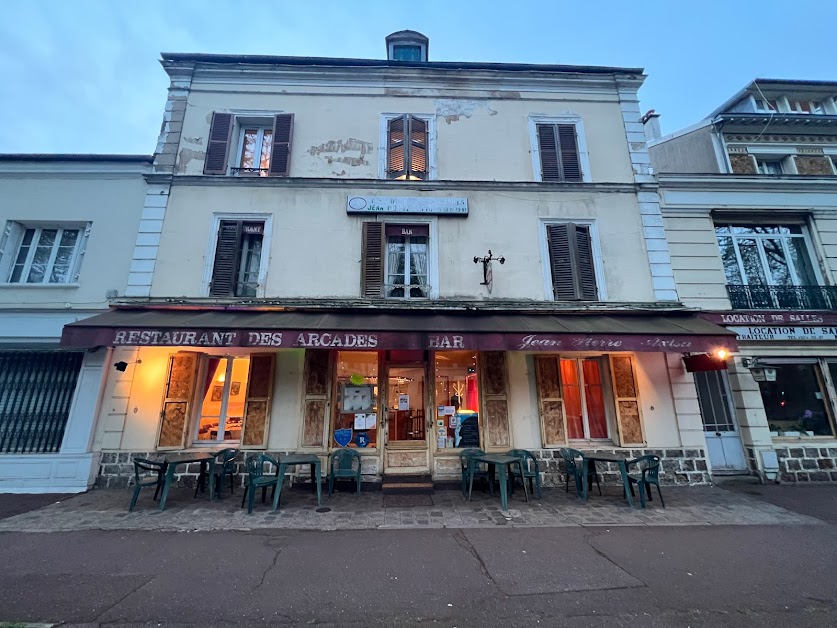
[346,196,468,216]
[728,325,837,341]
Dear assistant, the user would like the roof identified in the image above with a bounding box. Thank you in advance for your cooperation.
[160,52,643,76]
[707,77,837,119]
[0,154,153,163]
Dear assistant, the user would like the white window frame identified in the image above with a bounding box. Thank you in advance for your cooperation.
[0,221,90,286]
[715,223,824,287]
[381,217,438,299]
[225,113,280,176]
[528,115,592,183]
[538,218,607,301]
[191,354,246,446]
[378,113,437,180]
[233,125,273,176]
[201,213,273,298]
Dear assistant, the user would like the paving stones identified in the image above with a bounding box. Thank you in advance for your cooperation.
[0,484,820,533]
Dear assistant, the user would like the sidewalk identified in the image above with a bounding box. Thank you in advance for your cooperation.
[0,482,821,533]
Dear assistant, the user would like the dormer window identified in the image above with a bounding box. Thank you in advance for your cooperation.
[385,30,429,63]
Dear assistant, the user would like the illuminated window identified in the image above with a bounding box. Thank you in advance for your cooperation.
[561,357,609,439]
[235,126,273,176]
[384,114,431,180]
[195,356,251,443]
[434,351,480,449]
[333,351,379,448]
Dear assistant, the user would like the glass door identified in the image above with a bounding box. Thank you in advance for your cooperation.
[384,364,430,473]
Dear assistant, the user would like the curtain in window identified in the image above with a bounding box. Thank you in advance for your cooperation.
[582,359,608,439]
[410,237,428,296]
[386,237,406,296]
[560,359,584,439]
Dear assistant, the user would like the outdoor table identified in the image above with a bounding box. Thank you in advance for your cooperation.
[157,452,217,511]
[582,454,635,508]
[468,453,529,511]
[273,453,323,508]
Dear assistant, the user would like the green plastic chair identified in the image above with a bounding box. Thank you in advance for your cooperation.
[506,449,542,499]
[558,448,601,498]
[626,455,664,508]
[328,448,362,496]
[241,454,282,514]
[194,448,239,499]
[459,448,493,498]
[129,457,167,511]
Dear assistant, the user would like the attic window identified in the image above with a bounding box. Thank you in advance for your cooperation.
[392,45,423,62]
[385,30,429,62]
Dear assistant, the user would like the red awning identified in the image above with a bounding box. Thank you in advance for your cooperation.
[61,308,737,354]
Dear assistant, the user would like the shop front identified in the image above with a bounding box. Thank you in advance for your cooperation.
[63,307,737,487]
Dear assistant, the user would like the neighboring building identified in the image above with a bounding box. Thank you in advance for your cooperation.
[649,79,837,482]
[0,154,151,492]
[60,32,735,489]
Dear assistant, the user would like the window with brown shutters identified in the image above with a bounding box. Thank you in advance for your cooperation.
[204,112,234,175]
[209,220,265,297]
[546,223,598,301]
[387,115,429,180]
[361,222,384,297]
[536,123,582,182]
[268,114,293,176]
[361,222,431,299]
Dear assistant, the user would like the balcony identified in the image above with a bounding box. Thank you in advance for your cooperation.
[726,284,837,310]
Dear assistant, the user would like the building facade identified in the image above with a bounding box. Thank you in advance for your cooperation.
[649,79,837,482]
[58,32,735,489]
[0,155,150,492]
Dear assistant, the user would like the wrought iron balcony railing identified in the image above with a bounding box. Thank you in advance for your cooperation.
[726,284,837,310]
[230,167,269,176]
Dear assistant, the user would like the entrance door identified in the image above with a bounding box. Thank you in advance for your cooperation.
[383,364,430,473]
[694,370,748,472]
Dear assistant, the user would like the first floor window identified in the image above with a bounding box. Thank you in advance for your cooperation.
[195,356,251,443]
[545,223,598,301]
[209,220,265,297]
[3,224,86,284]
[237,127,273,176]
[561,357,609,439]
[361,222,430,299]
[759,361,835,437]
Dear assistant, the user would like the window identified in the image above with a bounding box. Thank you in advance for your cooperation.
[545,223,599,301]
[204,112,293,176]
[361,222,432,299]
[333,352,379,448]
[788,100,824,114]
[757,159,785,175]
[759,362,835,437]
[754,98,779,112]
[715,224,818,287]
[209,220,266,297]
[434,351,480,449]
[534,123,583,182]
[1,224,87,285]
[195,356,251,443]
[234,126,273,176]
[385,114,429,180]
[561,358,609,439]
[392,45,422,61]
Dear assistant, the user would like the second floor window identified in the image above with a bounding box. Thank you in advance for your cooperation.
[204,112,293,177]
[757,158,784,175]
[209,220,265,297]
[536,124,582,182]
[545,223,598,301]
[715,224,818,287]
[386,115,428,180]
[361,222,429,299]
[1,223,88,285]
[237,127,273,176]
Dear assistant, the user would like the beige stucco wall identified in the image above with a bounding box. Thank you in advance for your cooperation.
[176,84,635,183]
[153,185,655,302]
[0,170,147,309]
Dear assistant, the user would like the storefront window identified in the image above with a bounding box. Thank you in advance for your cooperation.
[434,351,480,449]
[759,363,834,436]
[196,356,250,442]
[334,351,379,448]
[561,357,609,440]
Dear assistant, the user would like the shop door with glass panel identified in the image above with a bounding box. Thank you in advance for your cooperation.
[561,358,610,440]
[694,370,748,472]
[384,365,430,473]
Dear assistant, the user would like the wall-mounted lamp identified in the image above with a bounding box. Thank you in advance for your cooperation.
[473,250,505,294]
[114,359,142,372]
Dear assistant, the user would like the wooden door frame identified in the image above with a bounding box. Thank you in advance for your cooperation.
[382,357,431,473]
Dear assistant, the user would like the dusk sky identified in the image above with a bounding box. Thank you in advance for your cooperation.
[1,0,834,155]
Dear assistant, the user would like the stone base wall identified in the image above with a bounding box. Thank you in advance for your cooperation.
[533,448,710,487]
[774,446,837,483]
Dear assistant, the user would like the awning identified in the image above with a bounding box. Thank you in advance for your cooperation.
[61,308,736,353]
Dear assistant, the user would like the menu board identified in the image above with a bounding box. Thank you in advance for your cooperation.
[455,413,480,448]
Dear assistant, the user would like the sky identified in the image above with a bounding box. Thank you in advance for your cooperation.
[1,0,835,155]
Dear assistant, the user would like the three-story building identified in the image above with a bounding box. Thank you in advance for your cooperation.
[62,32,735,488]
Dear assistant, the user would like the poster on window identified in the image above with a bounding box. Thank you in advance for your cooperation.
[341,384,374,413]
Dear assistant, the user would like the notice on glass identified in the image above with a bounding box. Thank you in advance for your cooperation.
[354,413,376,429]
[443,405,456,416]
[398,395,410,411]
[438,405,446,417]
[449,415,458,428]
[437,436,447,449]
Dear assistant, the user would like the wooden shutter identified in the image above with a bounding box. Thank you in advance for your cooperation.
[534,355,567,447]
[301,350,331,448]
[157,353,199,450]
[479,351,511,450]
[361,222,384,298]
[609,355,645,446]
[409,116,428,179]
[387,115,407,179]
[209,221,242,297]
[268,113,294,176]
[241,354,275,448]
[537,123,582,182]
[547,223,598,301]
[557,124,582,181]
[204,112,234,175]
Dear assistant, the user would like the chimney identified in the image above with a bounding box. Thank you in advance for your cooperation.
[641,110,662,141]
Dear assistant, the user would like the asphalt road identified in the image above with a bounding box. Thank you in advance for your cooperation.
[0,487,835,627]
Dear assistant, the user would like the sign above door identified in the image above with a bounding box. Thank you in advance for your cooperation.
[347,196,468,216]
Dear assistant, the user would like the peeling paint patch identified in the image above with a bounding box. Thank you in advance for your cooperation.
[183,136,204,146]
[435,99,497,124]
[308,138,373,168]
[176,148,206,174]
